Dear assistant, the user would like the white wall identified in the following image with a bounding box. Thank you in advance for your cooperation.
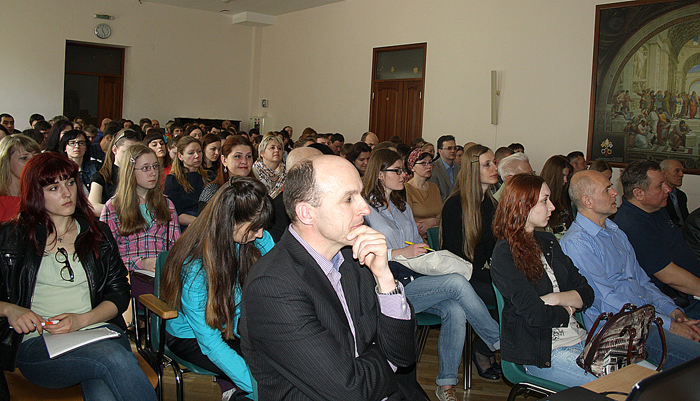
[255,0,700,210]
[0,0,255,129]
[2,0,698,209]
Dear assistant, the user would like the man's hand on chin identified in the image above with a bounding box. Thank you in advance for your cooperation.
[347,225,395,293]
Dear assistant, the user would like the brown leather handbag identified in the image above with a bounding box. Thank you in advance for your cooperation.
[576,303,666,377]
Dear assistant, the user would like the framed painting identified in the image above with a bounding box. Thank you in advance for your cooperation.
[588,0,700,172]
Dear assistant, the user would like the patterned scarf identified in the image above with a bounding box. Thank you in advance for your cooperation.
[253,159,286,199]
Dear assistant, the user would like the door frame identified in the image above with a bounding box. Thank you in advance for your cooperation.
[369,42,427,143]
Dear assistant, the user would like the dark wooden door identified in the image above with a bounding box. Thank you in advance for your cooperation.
[402,80,423,142]
[369,80,423,144]
[99,76,123,123]
[369,43,426,144]
[64,42,124,127]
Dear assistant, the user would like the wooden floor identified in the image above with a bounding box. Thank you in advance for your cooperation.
[155,327,514,401]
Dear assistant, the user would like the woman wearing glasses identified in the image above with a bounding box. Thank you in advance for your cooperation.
[100,145,180,273]
[0,152,156,400]
[362,149,500,401]
[89,129,141,216]
[58,129,100,193]
[405,148,442,241]
[161,177,274,401]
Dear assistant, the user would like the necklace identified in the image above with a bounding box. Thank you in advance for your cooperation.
[56,220,76,243]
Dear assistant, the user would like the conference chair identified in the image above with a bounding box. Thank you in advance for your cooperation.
[492,284,569,400]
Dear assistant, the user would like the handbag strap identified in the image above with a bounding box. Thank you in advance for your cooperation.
[584,312,612,345]
[653,317,667,371]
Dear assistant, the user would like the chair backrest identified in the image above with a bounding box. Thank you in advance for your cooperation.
[150,251,170,352]
[492,283,569,392]
[426,227,440,251]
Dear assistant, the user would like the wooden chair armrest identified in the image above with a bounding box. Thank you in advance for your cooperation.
[139,294,178,320]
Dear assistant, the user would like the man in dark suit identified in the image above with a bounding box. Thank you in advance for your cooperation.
[241,155,420,401]
[661,159,689,227]
[428,135,461,201]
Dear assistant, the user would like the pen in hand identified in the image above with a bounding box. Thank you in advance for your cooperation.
[405,241,435,252]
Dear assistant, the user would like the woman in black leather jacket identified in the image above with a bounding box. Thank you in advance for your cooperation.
[0,152,155,401]
[491,174,595,387]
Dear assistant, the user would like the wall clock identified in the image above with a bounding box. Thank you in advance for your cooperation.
[95,23,111,39]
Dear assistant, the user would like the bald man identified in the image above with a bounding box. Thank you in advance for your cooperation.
[361,132,379,149]
[560,170,700,370]
[266,146,323,242]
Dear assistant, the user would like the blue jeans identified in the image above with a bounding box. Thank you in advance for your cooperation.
[405,273,500,386]
[524,342,594,387]
[16,325,156,401]
[646,324,700,369]
[681,297,700,321]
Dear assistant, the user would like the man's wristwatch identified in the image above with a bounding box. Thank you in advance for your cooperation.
[377,280,401,295]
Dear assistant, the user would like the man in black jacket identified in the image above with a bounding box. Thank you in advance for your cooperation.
[241,156,422,401]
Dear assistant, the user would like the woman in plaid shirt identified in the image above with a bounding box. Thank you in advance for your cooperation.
[100,144,180,273]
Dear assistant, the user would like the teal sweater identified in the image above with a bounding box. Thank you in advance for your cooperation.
[165,230,274,393]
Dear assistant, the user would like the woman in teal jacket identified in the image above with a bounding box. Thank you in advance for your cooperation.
[160,176,274,400]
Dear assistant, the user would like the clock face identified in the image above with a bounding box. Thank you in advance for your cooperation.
[95,23,111,39]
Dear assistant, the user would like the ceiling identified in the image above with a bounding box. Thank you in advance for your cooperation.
[143,0,343,16]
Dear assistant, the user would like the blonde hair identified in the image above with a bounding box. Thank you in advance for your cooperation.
[113,144,172,236]
[171,136,210,193]
[0,135,40,196]
[442,144,495,260]
[257,133,284,161]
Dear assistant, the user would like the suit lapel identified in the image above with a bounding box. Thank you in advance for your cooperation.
[281,230,353,334]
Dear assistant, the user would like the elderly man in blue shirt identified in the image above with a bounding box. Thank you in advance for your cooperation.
[560,170,700,369]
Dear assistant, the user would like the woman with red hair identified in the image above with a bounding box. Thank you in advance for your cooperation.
[491,174,595,387]
[0,152,155,400]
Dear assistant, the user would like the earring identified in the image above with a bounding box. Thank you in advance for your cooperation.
[224,166,228,174]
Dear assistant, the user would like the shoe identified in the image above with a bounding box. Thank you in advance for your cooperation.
[435,386,458,401]
[490,356,502,374]
[472,351,501,381]
[222,388,236,401]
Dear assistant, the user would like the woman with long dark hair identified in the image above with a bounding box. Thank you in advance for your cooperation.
[491,174,594,386]
[362,149,500,400]
[198,136,254,212]
[43,119,73,152]
[540,155,574,235]
[143,131,171,178]
[161,177,274,400]
[201,133,222,174]
[0,152,156,400]
[344,142,371,177]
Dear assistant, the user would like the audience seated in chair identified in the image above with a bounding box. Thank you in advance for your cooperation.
[561,170,700,370]
[363,149,500,401]
[160,176,274,400]
[492,174,595,387]
[241,155,425,401]
[613,161,700,318]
